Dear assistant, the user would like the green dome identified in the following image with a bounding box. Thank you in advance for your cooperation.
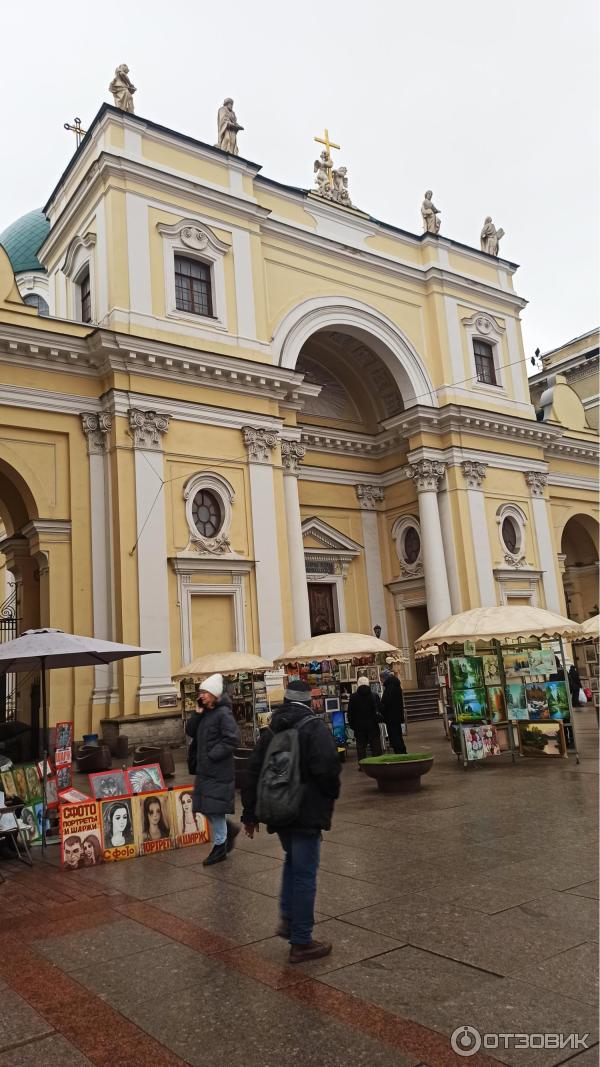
[0,209,50,274]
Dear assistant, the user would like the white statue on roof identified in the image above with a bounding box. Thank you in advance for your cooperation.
[108,64,136,113]
[480,216,505,256]
[217,99,243,155]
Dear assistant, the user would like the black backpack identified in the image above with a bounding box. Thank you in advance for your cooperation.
[255,716,313,827]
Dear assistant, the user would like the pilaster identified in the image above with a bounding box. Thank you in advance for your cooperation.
[355,484,387,637]
[524,471,561,612]
[409,461,452,626]
[281,440,311,642]
[242,426,284,660]
[460,460,496,607]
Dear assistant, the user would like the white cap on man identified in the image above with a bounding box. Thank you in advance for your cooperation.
[198,673,224,698]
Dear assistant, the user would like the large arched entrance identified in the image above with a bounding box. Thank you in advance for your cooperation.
[560,514,599,622]
[0,460,42,753]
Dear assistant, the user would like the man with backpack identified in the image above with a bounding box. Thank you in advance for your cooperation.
[241,680,341,963]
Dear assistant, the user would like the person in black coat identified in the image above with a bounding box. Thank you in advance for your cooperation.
[241,680,341,964]
[568,663,582,708]
[347,676,382,767]
[185,673,240,866]
[380,669,407,754]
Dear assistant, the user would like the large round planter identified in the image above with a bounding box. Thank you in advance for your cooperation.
[360,754,434,793]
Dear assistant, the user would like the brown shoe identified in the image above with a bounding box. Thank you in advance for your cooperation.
[289,940,332,963]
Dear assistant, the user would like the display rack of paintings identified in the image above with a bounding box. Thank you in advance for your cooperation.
[442,638,577,768]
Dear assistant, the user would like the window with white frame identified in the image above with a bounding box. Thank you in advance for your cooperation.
[392,515,423,576]
[157,219,229,330]
[473,339,496,386]
[461,312,505,391]
[496,503,527,564]
[23,293,49,317]
[183,472,234,554]
[79,267,92,323]
[61,232,96,324]
[174,255,213,317]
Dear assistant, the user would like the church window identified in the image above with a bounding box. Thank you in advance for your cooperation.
[501,517,518,554]
[79,268,92,323]
[174,255,213,317]
[23,293,49,317]
[191,489,222,538]
[473,340,496,386]
[403,526,421,564]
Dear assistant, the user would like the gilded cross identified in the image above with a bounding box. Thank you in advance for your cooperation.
[314,127,340,186]
[63,117,87,148]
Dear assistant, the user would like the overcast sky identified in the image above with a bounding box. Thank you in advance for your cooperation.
[2,0,598,358]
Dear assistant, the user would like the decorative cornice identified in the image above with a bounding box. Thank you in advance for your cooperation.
[156,218,230,256]
[461,460,487,489]
[128,408,171,449]
[242,426,279,463]
[80,411,112,454]
[281,439,306,476]
[525,471,548,497]
[410,459,446,492]
[355,484,385,510]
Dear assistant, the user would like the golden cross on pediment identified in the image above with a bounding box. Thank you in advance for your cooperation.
[64,117,87,148]
[314,127,340,186]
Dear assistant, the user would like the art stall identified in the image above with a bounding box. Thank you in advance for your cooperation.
[173,651,277,747]
[414,607,582,769]
[573,615,600,721]
[274,632,403,757]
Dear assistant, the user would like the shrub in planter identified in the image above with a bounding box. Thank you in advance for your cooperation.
[359,752,434,793]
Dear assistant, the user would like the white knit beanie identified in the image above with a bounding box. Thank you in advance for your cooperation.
[356,675,370,688]
[198,673,224,698]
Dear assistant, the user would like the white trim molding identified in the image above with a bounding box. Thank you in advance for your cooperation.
[391,515,423,579]
[496,502,528,568]
[494,568,543,606]
[157,217,230,332]
[171,557,252,667]
[461,311,507,395]
[183,471,235,555]
[61,231,97,323]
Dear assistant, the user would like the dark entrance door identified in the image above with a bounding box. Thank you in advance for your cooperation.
[308,584,336,636]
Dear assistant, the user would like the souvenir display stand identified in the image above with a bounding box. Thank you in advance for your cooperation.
[573,615,600,719]
[274,632,403,757]
[173,651,275,746]
[414,607,583,770]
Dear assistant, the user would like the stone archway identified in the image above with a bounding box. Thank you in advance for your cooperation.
[560,513,599,622]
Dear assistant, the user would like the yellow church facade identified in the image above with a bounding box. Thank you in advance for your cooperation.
[0,103,597,738]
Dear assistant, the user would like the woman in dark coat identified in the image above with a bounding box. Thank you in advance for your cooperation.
[380,669,407,754]
[347,677,382,767]
[185,673,240,866]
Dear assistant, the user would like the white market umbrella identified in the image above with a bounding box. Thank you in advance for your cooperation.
[275,631,399,664]
[414,606,581,653]
[0,628,158,847]
[574,615,600,641]
[173,651,273,679]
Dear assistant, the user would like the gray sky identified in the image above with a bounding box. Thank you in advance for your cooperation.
[2,0,598,359]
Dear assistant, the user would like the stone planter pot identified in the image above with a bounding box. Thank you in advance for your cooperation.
[360,753,434,793]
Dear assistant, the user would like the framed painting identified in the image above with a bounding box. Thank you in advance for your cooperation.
[487,686,506,722]
[449,657,484,690]
[125,764,165,795]
[453,687,487,722]
[462,725,485,760]
[23,764,42,802]
[503,652,530,679]
[481,724,501,757]
[11,766,29,803]
[100,797,137,861]
[338,663,349,683]
[545,681,570,720]
[56,766,72,790]
[518,720,567,759]
[136,791,174,855]
[60,800,103,870]
[504,683,528,719]
[55,721,74,749]
[528,649,556,676]
[170,787,210,847]
[482,655,501,685]
[525,682,550,720]
[88,770,129,801]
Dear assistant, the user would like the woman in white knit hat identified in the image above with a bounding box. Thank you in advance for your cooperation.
[185,673,240,865]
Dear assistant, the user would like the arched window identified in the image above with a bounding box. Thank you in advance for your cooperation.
[191,489,222,539]
[473,339,496,386]
[496,503,527,562]
[183,472,235,554]
[23,293,49,317]
[501,517,518,555]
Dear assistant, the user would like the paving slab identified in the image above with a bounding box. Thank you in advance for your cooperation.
[0,1034,94,1066]
[510,941,599,1006]
[0,988,54,1051]
[34,916,172,972]
[247,918,405,975]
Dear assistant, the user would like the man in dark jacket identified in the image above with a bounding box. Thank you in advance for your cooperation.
[347,676,382,766]
[186,673,240,866]
[380,669,407,754]
[241,680,341,963]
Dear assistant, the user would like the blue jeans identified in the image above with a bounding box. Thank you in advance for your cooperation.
[207,814,227,845]
[278,830,321,945]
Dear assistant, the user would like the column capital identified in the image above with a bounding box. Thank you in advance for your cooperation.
[525,471,548,496]
[461,460,487,489]
[410,460,446,492]
[241,426,279,463]
[80,411,112,455]
[281,439,306,476]
[128,408,171,450]
[355,484,384,510]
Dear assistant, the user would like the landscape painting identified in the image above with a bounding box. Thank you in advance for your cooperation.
[518,721,567,759]
[503,652,531,679]
[525,682,549,720]
[487,686,507,722]
[545,681,570,720]
[504,683,529,720]
[449,657,484,690]
[528,649,556,676]
[453,687,487,722]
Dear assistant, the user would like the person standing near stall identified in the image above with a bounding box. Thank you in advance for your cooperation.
[347,676,382,767]
[186,673,240,865]
[380,669,407,754]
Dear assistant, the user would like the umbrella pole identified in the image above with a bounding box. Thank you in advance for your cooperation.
[41,658,48,852]
[559,636,579,764]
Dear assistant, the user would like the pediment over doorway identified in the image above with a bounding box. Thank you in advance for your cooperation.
[301,517,362,555]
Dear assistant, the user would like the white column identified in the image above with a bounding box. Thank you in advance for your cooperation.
[438,485,462,613]
[356,484,387,638]
[242,427,285,661]
[525,472,561,612]
[461,461,496,607]
[281,440,311,642]
[80,412,118,706]
[410,461,452,626]
[129,409,177,704]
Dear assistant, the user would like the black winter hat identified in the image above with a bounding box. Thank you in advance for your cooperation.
[284,679,312,703]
